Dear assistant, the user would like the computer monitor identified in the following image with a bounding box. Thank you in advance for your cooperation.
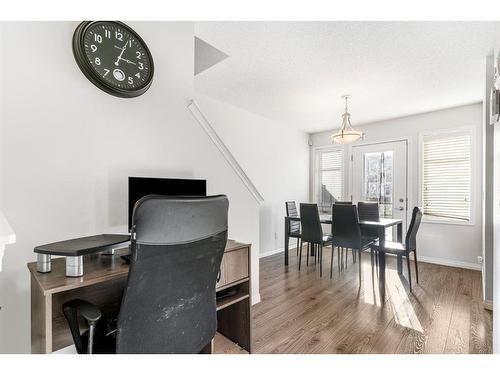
[128,177,207,231]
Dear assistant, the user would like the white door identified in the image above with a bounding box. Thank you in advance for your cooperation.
[351,140,408,240]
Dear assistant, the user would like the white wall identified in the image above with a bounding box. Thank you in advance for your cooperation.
[492,22,500,354]
[482,55,495,309]
[193,94,310,256]
[0,21,262,353]
[493,123,500,354]
[310,103,483,269]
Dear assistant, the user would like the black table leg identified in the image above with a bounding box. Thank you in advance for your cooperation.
[397,222,403,242]
[378,227,386,302]
[284,217,290,266]
[378,251,386,302]
[397,255,403,275]
[396,222,403,274]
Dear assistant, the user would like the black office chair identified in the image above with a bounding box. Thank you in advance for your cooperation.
[299,203,332,277]
[62,195,229,354]
[286,201,301,256]
[370,207,423,291]
[331,204,374,284]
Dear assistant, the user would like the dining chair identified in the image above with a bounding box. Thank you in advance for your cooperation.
[370,207,423,291]
[331,201,354,267]
[286,201,301,256]
[299,203,333,277]
[357,201,380,267]
[331,204,374,284]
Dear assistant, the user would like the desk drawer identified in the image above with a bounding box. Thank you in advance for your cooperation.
[217,247,249,289]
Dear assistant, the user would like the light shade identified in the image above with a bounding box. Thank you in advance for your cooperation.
[330,95,364,144]
[331,130,363,144]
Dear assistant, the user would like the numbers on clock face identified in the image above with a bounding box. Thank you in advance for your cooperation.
[82,23,151,91]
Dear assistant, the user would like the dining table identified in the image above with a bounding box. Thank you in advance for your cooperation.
[284,214,403,300]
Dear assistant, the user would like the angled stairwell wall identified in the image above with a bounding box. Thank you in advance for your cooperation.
[190,94,310,259]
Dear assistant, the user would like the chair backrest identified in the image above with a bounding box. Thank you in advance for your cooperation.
[116,195,229,354]
[405,206,423,251]
[330,201,352,233]
[357,201,380,238]
[299,203,323,243]
[357,201,379,221]
[286,201,300,233]
[332,204,362,249]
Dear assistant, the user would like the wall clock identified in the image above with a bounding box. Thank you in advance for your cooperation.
[73,21,154,98]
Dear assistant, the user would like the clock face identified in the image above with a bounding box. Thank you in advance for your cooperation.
[73,21,154,97]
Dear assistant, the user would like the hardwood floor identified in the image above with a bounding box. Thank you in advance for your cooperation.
[252,246,492,354]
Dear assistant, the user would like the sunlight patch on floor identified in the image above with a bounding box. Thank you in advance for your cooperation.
[361,260,381,305]
[385,267,423,333]
[359,255,423,332]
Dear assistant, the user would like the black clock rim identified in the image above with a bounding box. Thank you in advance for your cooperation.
[73,21,155,98]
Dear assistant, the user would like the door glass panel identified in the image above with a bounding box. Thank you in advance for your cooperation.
[362,151,394,239]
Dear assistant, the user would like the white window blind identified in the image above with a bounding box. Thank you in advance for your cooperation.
[422,132,471,222]
[317,149,343,209]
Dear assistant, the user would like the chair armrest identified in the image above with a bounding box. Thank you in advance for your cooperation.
[62,299,102,354]
[64,299,102,322]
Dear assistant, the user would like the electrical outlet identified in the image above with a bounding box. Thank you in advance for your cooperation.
[477,256,483,264]
[274,232,278,240]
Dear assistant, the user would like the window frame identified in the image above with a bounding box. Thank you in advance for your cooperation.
[313,145,345,211]
[418,126,476,226]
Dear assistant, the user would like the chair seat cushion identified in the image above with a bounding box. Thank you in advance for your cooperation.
[371,240,406,253]
[289,230,301,238]
[361,238,374,250]
[322,234,333,244]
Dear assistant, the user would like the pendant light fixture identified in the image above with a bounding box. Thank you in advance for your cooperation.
[331,95,364,144]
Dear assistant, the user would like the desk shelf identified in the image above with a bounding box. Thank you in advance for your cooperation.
[216,291,250,311]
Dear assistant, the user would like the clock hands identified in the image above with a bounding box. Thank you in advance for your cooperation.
[113,44,138,66]
[114,42,128,66]
[121,58,136,65]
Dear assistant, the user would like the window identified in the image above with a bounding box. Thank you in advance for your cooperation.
[421,130,472,223]
[362,151,393,217]
[316,148,343,212]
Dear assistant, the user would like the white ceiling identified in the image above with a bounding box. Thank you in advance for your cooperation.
[194,22,498,133]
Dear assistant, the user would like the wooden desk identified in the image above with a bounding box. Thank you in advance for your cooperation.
[28,239,252,354]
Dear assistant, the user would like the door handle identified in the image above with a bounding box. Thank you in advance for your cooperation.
[397,207,404,211]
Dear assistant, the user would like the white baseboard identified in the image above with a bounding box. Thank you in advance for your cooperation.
[417,255,481,271]
[259,247,286,259]
[259,248,481,272]
[252,292,261,305]
[483,299,493,311]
